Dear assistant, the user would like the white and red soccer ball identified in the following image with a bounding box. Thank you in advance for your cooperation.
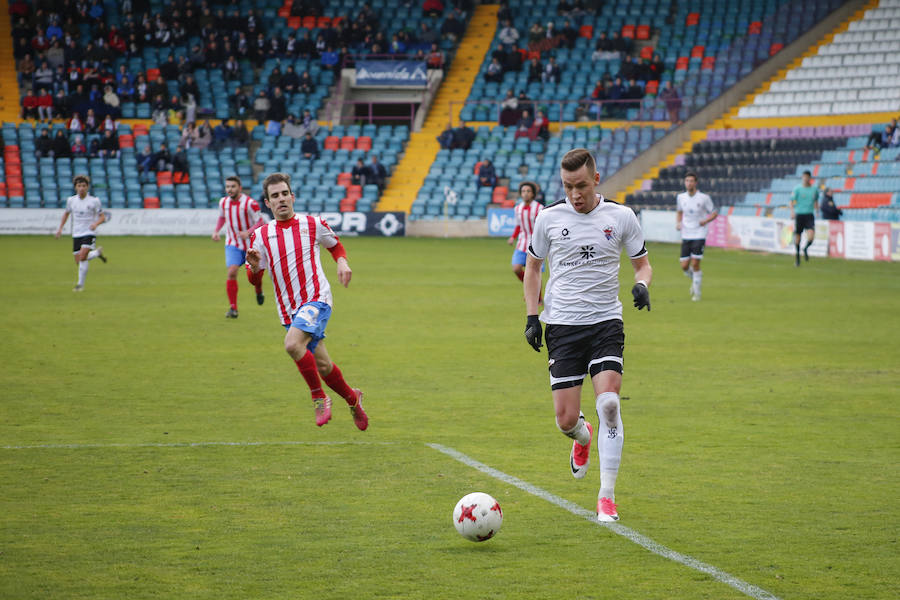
[453,492,502,542]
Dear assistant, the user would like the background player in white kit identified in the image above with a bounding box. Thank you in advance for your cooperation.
[211,175,266,318]
[507,181,542,284]
[54,174,107,292]
[676,171,717,301]
[246,173,368,431]
[523,149,652,523]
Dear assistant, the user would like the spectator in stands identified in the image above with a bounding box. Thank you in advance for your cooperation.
[71,134,87,157]
[485,56,504,83]
[610,31,630,54]
[98,129,119,158]
[173,145,189,179]
[527,56,543,84]
[47,39,65,70]
[67,111,84,133]
[102,85,120,117]
[33,60,55,92]
[17,53,35,88]
[417,22,440,47]
[160,54,179,81]
[299,109,319,137]
[367,155,388,191]
[134,73,149,102]
[532,109,550,140]
[437,122,456,149]
[659,80,682,124]
[517,90,533,117]
[281,65,301,96]
[282,114,304,139]
[514,109,534,139]
[527,22,545,47]
[253,90,270,122]
[498,19,520,46]
[180,93,196,125]
[865,122,895,151]
[477,157,497,187]
[267,66,283,93]
[230,88,251,120]
[427,43,445,70]
[297,30,315,58]
[194,121,213,150]
[138,144,154,178]
[223,55,240,81]
[648,54,664,81]
[298,70,314,94]
[36,88,53,121]
[213,120,234,150]
[321,46,339,72]
[35,128,53,157]
[542,56,561,83]
[151,95,168,125]
[561,20,577,49]
[820,188,842,220]
[84,108,99,132]
[53,89,71,119]
[116,75,134,101]
[453,120,475,149]
[423,0,445,17]
[301,131,320,160]
[625,78,644,111]
[179,121,196,148]
[149,75,167,101]
[100,114,116,134]
[499,88,519,126]
[441,9,465,42]
[607,77,625,117]
[351,158,368,186]
[232,120,250,148]
[617,54,637,81]
[53,129,71,159]
[87,136,102,158]
[267,87,288,124]
[152,142,173,173]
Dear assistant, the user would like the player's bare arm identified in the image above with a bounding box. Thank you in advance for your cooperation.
[523,255,543,315]
[89,212,106,231]
[675,210,683,230]
[701,210,718,226]
[55,211,69,238]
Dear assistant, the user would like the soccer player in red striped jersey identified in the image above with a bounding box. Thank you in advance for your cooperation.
[507,181,542,282]
[212,175,266,318]
[246,172,368,430]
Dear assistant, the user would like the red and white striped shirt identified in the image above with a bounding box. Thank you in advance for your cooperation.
[513,200,542,252]
[218,194,261,250]
[250,214,340,325]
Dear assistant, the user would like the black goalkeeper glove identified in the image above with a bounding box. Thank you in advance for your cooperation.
[631,282,651,311]
[524,315,543,352]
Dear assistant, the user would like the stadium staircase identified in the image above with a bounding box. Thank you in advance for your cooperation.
[615,0,879,204]
[0,0,19,122]
[378,4,498,212]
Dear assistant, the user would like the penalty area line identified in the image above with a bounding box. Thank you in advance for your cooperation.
[2,440,394,450]
[428,443,781,600]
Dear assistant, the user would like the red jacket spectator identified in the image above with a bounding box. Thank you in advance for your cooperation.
[423,0,445,16]
[20,89,39,119]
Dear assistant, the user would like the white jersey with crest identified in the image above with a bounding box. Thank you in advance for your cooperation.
[528,195,647,325]
[513,200,542,252]
[676,190,716,240]
[250,214,340,325]
[218,193,261,250]
[65,194,103,238]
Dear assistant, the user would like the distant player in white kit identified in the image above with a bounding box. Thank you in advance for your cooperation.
[523,148,652,522]
[676,171,717,301]
[246,173,368,431]
[507,181,542,283]
[54,174,107,292]
[211,175,266,318]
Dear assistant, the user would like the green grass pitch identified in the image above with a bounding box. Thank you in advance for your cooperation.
[1,235,897,599]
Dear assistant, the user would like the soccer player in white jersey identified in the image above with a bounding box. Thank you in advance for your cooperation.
[212,175,267,318]
[676,171,717,301]
[246,173,368,430]
[507,181,542,283]
[523,148,652,523]
[54,174,108,292]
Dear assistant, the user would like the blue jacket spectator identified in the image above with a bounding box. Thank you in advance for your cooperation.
[477,159,497,187]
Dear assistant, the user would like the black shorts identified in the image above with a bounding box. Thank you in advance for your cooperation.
[72,235,96,253]
[544,320,625,390]
[795,214,814,235]
[680,239,706,260]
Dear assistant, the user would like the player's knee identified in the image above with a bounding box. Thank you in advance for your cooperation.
[596,392,620,429]
[555,412,579,434]
[284,337,303,357]
[315,356,331,375]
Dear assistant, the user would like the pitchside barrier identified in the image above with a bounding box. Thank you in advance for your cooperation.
[0,209,407,238]
[640,209,900,262]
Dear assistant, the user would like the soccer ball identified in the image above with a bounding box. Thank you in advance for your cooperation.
[452,492,502,542]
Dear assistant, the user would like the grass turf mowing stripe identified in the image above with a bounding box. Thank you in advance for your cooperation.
[428,442,781,600]
[2,440,394,450]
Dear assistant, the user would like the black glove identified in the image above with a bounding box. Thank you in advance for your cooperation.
[524,315,543,352]
[631,282,651,311]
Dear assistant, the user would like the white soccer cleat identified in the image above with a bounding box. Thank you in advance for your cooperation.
[72,284,84,292]
[597,496,619,522]
[569,421,593,479]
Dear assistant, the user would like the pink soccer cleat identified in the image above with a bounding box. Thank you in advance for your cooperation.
[597,496,619,522]
[313,396,332,426]
[570,421,593,479]
[349,389,368,431]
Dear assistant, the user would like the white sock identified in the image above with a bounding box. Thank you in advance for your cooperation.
[558,411,591,445]
[77,261,89,286]
[596,392,624,499]
[692,269,702,291]
[683,267,692,277]
[86,249,100,260]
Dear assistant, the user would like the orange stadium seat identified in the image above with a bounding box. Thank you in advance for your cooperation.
[621,25,635,39]
[769,43,783,55]
[323,136,339,150]
[340,136,356,150]
[691,45,705,58]
[356,136,372,151]
[277,6,290,17]
[331,16,343,27]
[701,56,716,70]
[118,134,134,148]
[492,186,508,202]
[156,171,173,186]
[579,25,593,38]
[287,16,301,29]
[636,25,650,40]
[173,172,189,184]
[645,80,659,95]
[347,185,362,199]
[143,197,160,209]
[675,56,689,70]
[6,164,22,176]
[686,12,700,26]
[848,193,891,208]
[339,199,357,212]
[146,67,160,81]
[302,16,316,29]
[639,45,654,60]
[317,17,331,28]
[748,21,762,34]
[337,172,352,187]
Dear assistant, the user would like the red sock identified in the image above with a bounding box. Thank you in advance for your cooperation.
[295,351,325,399]
[226,279,238,310]
[246,266,265,293]
[515,270,525,282]
[323,363,357,405]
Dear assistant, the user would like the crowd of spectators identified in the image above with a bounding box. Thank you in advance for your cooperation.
[864,118,900,151]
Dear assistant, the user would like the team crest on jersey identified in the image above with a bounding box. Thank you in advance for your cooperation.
[603,225,614,240]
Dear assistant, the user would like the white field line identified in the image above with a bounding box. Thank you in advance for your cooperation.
[2,440,392,450]
[428,443,781,600]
